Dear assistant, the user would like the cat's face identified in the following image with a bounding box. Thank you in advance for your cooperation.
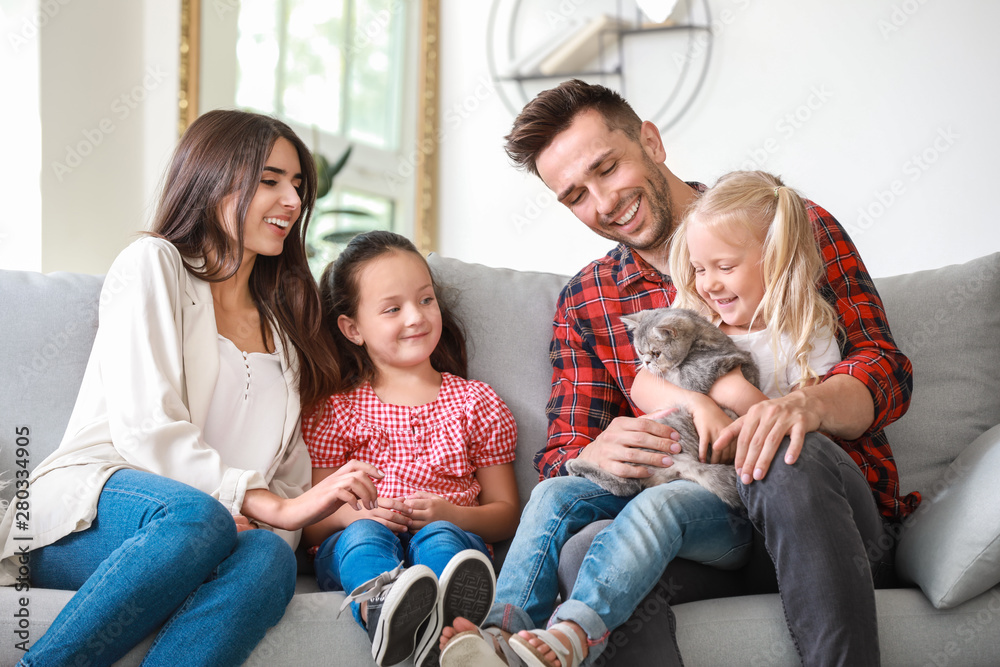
[622,308,698,376]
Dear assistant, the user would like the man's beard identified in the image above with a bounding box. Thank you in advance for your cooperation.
[598,156,675,252]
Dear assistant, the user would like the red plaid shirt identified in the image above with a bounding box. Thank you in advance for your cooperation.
[304,373,517,507]
[541,184,921,521]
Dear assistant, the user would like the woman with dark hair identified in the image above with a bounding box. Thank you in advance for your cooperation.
[0,110,380,666]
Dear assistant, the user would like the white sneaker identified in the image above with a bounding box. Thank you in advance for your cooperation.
[342,563,439,666]
[413,550,496,667]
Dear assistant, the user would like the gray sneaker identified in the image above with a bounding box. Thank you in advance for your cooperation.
[342,564,439,666]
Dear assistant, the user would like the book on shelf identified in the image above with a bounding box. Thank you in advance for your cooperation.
[501,14,630,79]
[537,14,627,76]
[499,19,583,78]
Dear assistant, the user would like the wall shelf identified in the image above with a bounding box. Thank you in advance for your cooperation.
[486,0,714,132]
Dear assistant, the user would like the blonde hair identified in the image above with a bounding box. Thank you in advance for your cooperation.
[668,170,840,389]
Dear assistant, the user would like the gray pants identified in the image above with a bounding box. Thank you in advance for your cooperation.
[557,433,897,667]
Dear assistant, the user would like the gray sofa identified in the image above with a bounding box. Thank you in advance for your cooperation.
[2,250,999,666]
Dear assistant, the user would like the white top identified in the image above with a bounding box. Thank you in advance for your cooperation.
[0,238,312,586]
[203,336,287,475]
[729,328,841,398]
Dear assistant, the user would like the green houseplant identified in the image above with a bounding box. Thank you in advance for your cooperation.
[306,145,376,276]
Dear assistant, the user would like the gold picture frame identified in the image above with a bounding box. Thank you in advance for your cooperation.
[178,0,439,254]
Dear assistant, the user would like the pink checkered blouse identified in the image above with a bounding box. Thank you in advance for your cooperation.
[303,373,517,507]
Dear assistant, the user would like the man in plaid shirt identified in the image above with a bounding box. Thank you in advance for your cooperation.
[441,81,918,667]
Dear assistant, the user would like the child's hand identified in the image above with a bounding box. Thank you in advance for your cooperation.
[686,393,735,463]
[345,497,413,534]
[404,491,455,532]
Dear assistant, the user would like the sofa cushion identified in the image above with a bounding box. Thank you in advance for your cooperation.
[878,252,1000,500]
[427,254,569,513]
[0,270,102,505]
[896,424,1000,608]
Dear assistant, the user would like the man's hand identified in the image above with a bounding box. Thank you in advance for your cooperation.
[718,392,817,485]
[576,409,682,477]
[715,375,873,484]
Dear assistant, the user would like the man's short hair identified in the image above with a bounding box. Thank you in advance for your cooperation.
[504,79,643,177]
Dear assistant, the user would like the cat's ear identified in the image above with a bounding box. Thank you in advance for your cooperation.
[621,313,641,331]
[656,324,677,340]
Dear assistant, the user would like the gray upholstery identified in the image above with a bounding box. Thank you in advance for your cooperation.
[878,252,1000,497]
[1,252,999,666]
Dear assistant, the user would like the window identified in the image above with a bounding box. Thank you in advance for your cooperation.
[233,0,412,275]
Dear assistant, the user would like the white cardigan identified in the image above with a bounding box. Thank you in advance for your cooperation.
[0,237,311,585]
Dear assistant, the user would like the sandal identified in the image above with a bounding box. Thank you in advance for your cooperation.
[508,622,585,667]
[440,626,525,667]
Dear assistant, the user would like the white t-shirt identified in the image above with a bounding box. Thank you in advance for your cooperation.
[728,328,841,398]
[203,336,288,474]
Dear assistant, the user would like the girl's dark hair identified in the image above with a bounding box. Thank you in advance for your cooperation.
[151,109,339,412]
[321,230,467,392]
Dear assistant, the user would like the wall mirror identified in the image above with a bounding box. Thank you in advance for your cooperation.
[179,0,439,271]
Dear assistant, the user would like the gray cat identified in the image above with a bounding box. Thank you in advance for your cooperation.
[566,308,760,508]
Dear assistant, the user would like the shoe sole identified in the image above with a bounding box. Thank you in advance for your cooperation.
[439,629,509,667]
[372,566,439,667]
[414,550,496,667]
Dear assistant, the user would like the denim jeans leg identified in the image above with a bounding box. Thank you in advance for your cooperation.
[552,480,752,666]
[22,469,252,667]
[407,521,491,578]
[484,476,631,633]
[141,529,296,666]
[313,519,406,627]
[740,433,886,667]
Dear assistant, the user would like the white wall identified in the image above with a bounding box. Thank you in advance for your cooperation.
[38,0,178,274]
[0,0,43,271]
[437,0,1000,279]
[0,0,179,275]
[7,1,997,277]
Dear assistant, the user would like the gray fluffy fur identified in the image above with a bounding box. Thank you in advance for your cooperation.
[566,308,760,507]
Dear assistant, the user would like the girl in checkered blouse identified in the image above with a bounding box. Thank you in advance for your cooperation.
[301,231,520,667]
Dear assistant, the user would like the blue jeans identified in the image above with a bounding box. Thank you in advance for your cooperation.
[21,469,296,667]
[567,433,894,667]
[314,519,491,627]
[484,476,751,665]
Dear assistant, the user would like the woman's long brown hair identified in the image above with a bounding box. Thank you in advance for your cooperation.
[151,109,339,411]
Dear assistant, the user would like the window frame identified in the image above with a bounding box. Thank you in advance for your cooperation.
[184,0,422,245]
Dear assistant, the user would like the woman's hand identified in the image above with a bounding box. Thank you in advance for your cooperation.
[232,515,258,532]
[243,460,382,531]
[404,491,456,532]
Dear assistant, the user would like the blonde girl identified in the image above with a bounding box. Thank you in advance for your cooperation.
[302,231,520,667]
[619,171,843,477]
[669,169,841,396]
